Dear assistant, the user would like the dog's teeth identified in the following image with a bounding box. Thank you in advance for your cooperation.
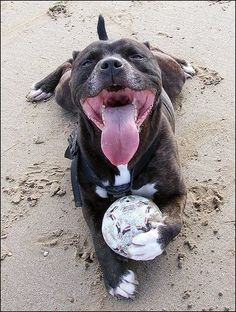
[101,107,105,125]
[134,107,138,121]
[132,98,138,121]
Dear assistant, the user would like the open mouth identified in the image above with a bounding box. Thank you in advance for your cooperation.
[82,87,155,130]
[82,87,156,165]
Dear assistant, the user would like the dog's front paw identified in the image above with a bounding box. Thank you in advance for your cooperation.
[108,270,138,299]
[126,220,181,261]
[26,83,53,102]
[182,62,195,78]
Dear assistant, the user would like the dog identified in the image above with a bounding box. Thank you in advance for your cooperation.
[26,15,195,299]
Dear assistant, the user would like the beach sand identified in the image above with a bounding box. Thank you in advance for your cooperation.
[1,1,235,311]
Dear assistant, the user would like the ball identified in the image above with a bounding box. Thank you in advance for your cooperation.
[102,195,162,259]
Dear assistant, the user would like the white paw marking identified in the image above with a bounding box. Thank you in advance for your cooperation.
[185,73,193,79]
[115,165,130,186]
[34,91,49,101]
[95,185,108,198]
[31,83,37,89]
[182,63,195,76]
[26,85,53,102]
[127,224,165,261]
[132,183,157,198]
[109,270,138,299]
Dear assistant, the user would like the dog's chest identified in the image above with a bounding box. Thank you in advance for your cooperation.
[95,164,157,199]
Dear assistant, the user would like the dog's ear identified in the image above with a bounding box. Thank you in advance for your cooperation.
[143,41,151,49]
[72,50,80,60]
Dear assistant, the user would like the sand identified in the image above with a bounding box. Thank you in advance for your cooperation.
[1,1,235,311]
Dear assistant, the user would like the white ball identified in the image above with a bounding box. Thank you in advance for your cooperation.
[102,195,162,259]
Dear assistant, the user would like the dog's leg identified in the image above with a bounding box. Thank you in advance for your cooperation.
[26,59,73,102]
[151,46,195,77]
[127,194,186,261]
[82,205,138,299]
[127,123,187,260]
[151,45,195,99]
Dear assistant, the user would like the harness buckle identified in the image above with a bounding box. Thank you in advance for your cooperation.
[64,130,79,160]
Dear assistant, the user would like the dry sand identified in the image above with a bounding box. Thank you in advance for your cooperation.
[1,1,235,311]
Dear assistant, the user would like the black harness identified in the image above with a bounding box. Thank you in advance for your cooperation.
[65,92,175,208]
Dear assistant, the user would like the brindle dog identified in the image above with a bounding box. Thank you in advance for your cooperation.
[27,15,195,299]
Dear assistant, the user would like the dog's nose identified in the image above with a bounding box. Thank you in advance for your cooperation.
[100,57,123,71]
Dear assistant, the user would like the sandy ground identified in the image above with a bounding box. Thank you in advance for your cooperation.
[1,1,235,311]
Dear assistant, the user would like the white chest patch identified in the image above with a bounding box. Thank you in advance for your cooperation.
[132,183,157,199]
[115,165,131,186]
[95,186,108,198]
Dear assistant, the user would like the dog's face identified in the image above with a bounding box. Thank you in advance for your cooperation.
[70,39,162,166]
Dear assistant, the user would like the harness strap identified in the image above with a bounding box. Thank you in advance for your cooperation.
[105,183,132,198]
[71,156,82,207]
[64,130,82,208]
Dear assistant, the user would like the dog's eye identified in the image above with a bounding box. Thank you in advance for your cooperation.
[82,59,93,66]
[130,54,144,60]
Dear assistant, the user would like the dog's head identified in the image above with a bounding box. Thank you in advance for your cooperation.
[70,15,162,166]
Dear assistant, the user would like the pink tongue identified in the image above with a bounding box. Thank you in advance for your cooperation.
[101,104,139,165]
